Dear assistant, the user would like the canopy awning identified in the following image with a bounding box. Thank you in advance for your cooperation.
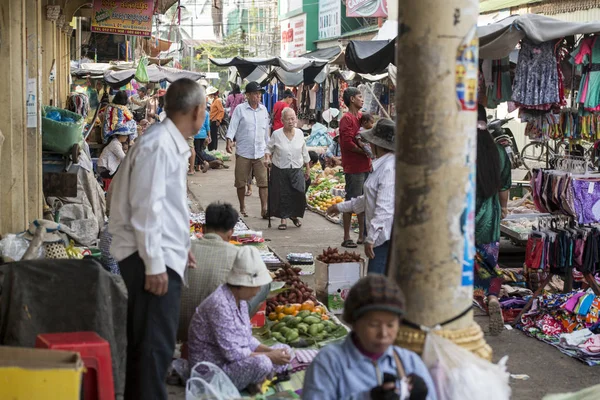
[301,47,342,61]
[103,65,204,88]
[345,40,395,74]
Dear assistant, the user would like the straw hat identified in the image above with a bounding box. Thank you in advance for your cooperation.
[206,86,219,96]
[226,246,272,287]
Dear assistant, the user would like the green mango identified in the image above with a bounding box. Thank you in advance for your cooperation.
[285,329,299,342]
[297,310,311,319]
[303,316,321,325]
[297,323,309,334]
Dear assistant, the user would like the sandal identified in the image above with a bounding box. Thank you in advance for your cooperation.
[240,210,249,218]
[278,224,287,230]
[291,217,302,228]
[245,188,253,196]
[341,239,357,248]
[357,239,364,245]
[187,171,195,176]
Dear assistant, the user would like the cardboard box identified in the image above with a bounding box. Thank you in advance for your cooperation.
[315,259,364,314]
[0,346,84,400]
[250,301,267,328]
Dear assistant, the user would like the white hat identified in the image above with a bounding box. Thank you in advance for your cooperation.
[226,246,273,287]
[322,108,340,123]
[206,86,219,96]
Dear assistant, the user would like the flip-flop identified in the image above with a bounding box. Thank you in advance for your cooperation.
[240,210,249,218]
[278,224,287,230]
[291,218,302,228]
[341,239,357,248]
[187,171,195,176]
[356,239,364,245]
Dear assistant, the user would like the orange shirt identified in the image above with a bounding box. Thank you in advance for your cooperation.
[209,98,225,122]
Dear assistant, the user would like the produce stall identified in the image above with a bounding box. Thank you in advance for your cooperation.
[306,166,345,224]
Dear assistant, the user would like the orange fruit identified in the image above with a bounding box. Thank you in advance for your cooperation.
[300,300,315,311]
[275,305,284,313]
[313,306,324,314]
[277,312,286,320]
[321,314,330,321]
[283,304,296,315]
[293,303,302,311]
[268,312,278,321]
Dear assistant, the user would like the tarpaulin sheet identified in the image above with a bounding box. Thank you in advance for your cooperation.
[103,65,204,88]
[210,56,328,73]
[0,259,128,398]
[345,40,395,74]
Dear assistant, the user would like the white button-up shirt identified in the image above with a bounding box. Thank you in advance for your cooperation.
[97,138,126,175]
[225,102,270,160]
[265,128,310,169]
[337,152,395,247]
[109,118,192,279]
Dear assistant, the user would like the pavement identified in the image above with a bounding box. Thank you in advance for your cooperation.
[169,152,599,399]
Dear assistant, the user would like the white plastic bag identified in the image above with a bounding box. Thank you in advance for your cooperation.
[186,377,221,400]
[188,362,240,400]
[422,332,511,400]
[0,234,43,261]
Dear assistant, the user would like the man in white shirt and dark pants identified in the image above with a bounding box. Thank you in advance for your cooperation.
[326,119,396,275]
[225,81,270,218]
[109,78,202,399]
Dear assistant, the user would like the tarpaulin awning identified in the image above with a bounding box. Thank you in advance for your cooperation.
[345,40,395,74]
[301,47,342,61]
[103,65,204,88]
[479,14,600,59]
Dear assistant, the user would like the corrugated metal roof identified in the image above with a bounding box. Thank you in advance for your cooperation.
[480,0,541,14]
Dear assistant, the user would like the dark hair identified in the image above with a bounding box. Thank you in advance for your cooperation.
[138,87,147,94]
[477,103,487,123]
[205,202,239,232]
[343,87,361,107]
[476,129,502,200]
[308,150,319,165]
[113,90,129,106]
[360,113,374,124]
[230,83,241,94]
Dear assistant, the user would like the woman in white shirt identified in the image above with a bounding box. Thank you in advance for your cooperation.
[326,119,396,274]
[97,132,128,178]
[264,108,310,230]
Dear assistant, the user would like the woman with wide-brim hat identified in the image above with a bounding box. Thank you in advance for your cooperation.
[326,118,396,274]
[303,275,437,400]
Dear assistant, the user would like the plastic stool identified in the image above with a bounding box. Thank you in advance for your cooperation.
[36,332,115,400]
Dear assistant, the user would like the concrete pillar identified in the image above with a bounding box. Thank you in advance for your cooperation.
[0,0,28,234]
[392,0,491,358]
[26,0,43,222]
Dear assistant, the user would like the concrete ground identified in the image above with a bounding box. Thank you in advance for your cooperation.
[171,154,599,399]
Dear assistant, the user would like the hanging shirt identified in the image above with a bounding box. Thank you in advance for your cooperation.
[226,102,270,160]
[271,100,289,131]
[339,112,371,174]
[337,153,395,247]
[265,128,310,169]
[109,118,191,279]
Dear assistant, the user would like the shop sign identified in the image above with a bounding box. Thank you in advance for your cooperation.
[280,14,307,58]
[346,0,387,18]
[91,0,154,37]
[319,0,341,40]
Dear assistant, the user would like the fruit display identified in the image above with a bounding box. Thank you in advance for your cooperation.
[265,266,317,316]
[268,308,347,346]
[316,247,362,263]
[307,192,344,212]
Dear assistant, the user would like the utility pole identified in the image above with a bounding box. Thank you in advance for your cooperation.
[391,0,491,359]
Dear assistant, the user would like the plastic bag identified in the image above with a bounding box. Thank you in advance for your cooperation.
[0,234,43,261]
[46,110,62,121]
[135,56,149,83]
[186,377,221,400]
[188,362,240,399]
[422,332,511,400]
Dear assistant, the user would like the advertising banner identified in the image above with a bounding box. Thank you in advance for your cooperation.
[91,0,154,37]
[319,0,341,40]
[346,0,388,18]
[281,14,307,58]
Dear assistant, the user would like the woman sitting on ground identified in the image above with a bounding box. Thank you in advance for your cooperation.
[97,132,128,179]
[264,108,310,230]
[303,275,437,400]
[188,246,291,393]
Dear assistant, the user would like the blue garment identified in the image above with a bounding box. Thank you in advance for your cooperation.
[325,140,341,158]
[194,113,210,139]
[368,240,390,275]
[303,336,437,400]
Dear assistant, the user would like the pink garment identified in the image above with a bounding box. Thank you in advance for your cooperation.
[579,335,600,353]
[226,93,245,117]
[562,292,587,313]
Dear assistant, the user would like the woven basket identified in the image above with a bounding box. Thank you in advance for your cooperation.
[46,5,61,21]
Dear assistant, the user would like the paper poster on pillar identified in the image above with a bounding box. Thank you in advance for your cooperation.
[461,145,476,287]
[91,0,153,37]
[26,78,37,129]
[455,26,478,111]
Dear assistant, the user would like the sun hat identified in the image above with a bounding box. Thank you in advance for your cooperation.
[360,118,395,152]
[206,86,219,96]
[282,89,295,99]
[226,246,273,287]
[342,275,405,325]
[244,81,265,93]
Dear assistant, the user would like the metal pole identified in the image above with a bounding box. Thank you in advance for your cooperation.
[392,0,491,359]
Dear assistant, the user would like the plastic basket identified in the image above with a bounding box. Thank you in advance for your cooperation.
[42,106,85,154]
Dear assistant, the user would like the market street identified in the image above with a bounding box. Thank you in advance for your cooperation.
[169,158,600,400]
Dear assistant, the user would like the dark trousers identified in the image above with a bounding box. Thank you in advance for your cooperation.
[368,240,391,275]
[208,121,219,151]
[194,138,205,165]
[119,253,182,400]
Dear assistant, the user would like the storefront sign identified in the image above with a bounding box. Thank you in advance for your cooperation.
[91,0,153,37]
[319,0,341,40]
[346,0,388,18]
[280,14,307,58]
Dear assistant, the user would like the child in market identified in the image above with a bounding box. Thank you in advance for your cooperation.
[357,113,375,159]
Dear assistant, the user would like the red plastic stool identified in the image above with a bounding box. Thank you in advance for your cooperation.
[36,332,115,400]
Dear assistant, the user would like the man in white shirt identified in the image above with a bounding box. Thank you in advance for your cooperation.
[109,78,203,400]
[129,86,149,121]
[225,81,270,218]
[326,119,396,275]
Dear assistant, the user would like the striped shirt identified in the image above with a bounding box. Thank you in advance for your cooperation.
[337,152,395,247]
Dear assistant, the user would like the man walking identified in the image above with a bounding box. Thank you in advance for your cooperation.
[109,78,203,400]
[272,89,295,132]
[339,87,371,248]
[225,81,270,218]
